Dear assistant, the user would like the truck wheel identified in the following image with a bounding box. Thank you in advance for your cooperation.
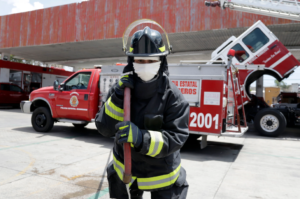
[72,123,89,128]
[31,107,54,132]
[254,108,286,137]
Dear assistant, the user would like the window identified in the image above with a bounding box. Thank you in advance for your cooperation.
[9,70,22,88]
[232,43,249,63]
[0,84,10,91]
[65,72,91,91]
[23,73,31,92]
[31,73,42,83]
[212,58,224,64]
[242,28,269,53]
[10,85,22,92]
[29,73,42,92]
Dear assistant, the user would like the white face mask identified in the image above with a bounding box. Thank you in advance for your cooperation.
[133,61,161,82]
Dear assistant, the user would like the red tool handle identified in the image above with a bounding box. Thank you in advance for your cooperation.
[123,87,132,184]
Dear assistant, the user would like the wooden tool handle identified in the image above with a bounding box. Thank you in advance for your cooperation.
[123,87,132,184]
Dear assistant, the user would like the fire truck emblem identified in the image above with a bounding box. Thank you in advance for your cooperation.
[70,96,79,107]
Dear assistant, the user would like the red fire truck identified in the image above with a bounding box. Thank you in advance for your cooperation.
[0,60,73,107]
[0,60,73,93]
[20,19,299,147]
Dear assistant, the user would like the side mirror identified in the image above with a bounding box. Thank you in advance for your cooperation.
[53,80,59,91]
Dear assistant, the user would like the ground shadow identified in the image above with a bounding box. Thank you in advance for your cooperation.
[11,121,299,165]
[0,107,22,113]
[180,123,300,163]
[246,123,300,141]
[12,124,114,151]
[13,124,244,164]
[181,139,243,163]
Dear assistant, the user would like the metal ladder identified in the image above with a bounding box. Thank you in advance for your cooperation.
[206,0,300,21]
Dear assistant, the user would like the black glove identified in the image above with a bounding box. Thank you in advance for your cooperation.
[115,74,134,97]
[115,121,143,148]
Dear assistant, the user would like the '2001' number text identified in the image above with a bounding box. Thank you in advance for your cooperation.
[190,112,219,129]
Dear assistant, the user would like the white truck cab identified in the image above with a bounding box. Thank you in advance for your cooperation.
[208,20,300,137]
[209,20,299,102]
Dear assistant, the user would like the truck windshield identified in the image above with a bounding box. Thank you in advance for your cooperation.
[242,28,269,53]
[232,43,249,63]
[65,72,91,91]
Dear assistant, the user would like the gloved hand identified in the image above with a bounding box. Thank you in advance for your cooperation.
[115,74,134,97]
[115,121,143,148]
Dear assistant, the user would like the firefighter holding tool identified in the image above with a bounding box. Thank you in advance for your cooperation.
[95,20,189,199]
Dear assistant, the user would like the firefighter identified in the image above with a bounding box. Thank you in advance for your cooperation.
[95,26,189,199]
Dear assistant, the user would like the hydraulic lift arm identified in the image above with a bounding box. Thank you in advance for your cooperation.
[205,0,300,21]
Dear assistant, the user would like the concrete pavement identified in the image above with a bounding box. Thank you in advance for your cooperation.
[0,109,300,199]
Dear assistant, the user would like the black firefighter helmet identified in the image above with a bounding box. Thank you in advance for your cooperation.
[126,26,169,57]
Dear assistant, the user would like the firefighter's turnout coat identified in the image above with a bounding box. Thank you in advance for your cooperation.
[95,71,189,192]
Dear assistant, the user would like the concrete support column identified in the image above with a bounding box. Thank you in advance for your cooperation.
[256,76,264,98]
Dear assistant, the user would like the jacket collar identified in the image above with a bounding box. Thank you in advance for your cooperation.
[133,72,167,99]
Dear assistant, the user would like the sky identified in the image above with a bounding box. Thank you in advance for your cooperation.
[0,0,299,86]
[0,0,87,16]
[262,69,300,87]
[252,70,300,87]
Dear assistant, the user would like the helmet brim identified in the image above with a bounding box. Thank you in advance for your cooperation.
[126,51,169,57]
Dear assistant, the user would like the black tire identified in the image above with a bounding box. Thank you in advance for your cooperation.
[31,107,54,132]
[72,123,89,128]
[254,108,286,137]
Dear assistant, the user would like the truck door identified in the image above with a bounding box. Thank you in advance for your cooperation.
[231,43,250,64]
[55,72,93,121]
[0,84,10,104]
[9,84,24,104]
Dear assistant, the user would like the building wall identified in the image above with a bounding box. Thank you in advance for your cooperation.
[0,0,297,49]
[42,74,68,88]
[0,68,9,82]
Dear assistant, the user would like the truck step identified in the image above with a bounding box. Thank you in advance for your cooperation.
[222,126,248,137]
[58,119,88,124]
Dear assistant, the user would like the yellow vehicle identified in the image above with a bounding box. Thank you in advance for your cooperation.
[264,87,281,106]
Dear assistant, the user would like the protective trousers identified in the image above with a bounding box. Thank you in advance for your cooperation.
[107,162,189,199]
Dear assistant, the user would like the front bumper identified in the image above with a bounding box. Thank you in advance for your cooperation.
[20,101,32,114]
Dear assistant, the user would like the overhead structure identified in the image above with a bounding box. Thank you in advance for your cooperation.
[205,0,300,21]
[0,0,300,70]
